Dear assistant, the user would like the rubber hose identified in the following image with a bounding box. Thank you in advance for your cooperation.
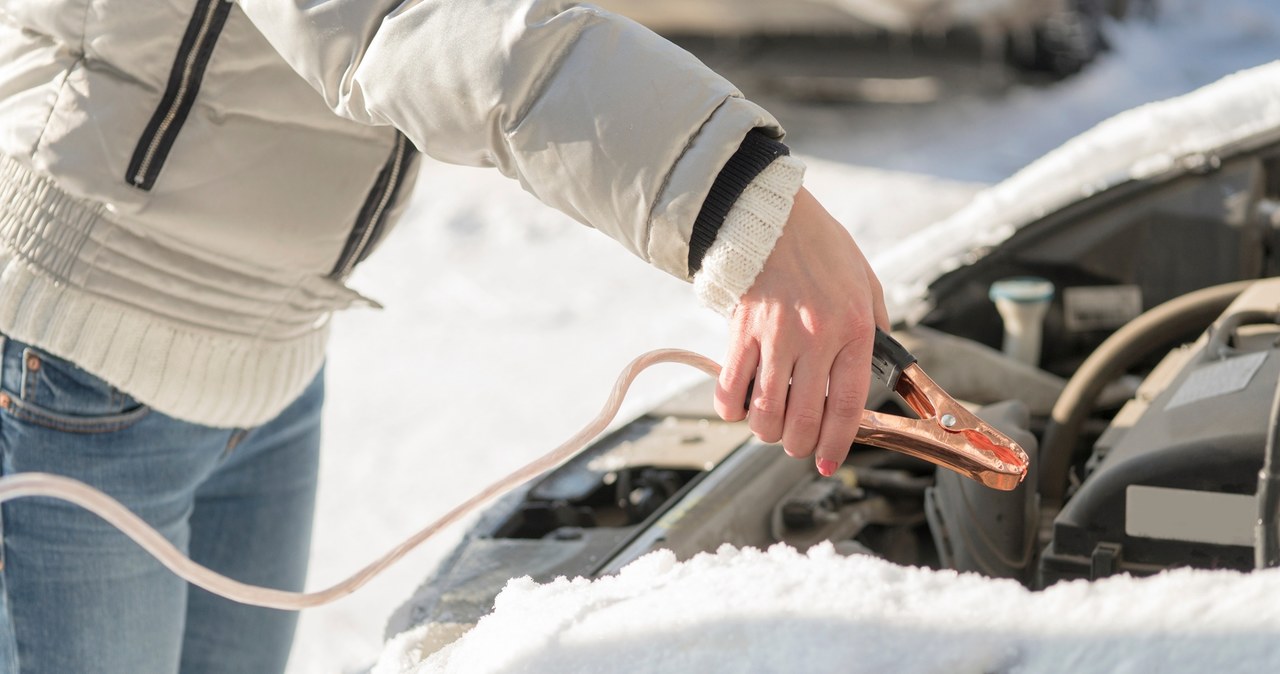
[1039,279,1255,509]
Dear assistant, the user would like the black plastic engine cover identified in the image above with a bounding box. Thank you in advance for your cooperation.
[1040,285,1280,585]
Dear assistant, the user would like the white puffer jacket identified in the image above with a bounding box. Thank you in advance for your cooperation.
[0,0,801,427]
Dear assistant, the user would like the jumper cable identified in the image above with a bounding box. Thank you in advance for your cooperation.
[0,333,1028,609]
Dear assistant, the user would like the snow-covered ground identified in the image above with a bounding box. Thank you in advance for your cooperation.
[287,1,1280,671]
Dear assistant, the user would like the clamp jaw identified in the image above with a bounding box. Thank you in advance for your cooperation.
[861,329,1030,491]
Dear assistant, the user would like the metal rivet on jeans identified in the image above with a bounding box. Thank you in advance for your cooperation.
[25,354,39,371]
[0,392,11,409]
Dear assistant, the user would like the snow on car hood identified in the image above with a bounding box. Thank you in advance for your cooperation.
[874,59,1280,324]
[374,543,1280,673]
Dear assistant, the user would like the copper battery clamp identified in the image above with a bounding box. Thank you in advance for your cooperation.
[861,329,1030,491]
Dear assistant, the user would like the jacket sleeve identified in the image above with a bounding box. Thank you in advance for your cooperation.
[235,0,783,280]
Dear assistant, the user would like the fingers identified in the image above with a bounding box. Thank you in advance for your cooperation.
[716,294,881,477]
[850,244,890,332]
[746,327,873,475]
[812,329,874,476]
[714,334,758,423]
[868,275,890,332]
[719,314,876,478]
[748,341,791,445]
[780,353,828,459]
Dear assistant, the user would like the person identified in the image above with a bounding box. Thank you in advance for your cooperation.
[0,1,887,672]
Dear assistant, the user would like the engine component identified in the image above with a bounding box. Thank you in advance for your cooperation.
[1039,280,1254,508]
[1040,278,1280,584]
[780,477,853,531]
[894,325,1068,416]
[926,400,1041,583]
[989,276,1055,367]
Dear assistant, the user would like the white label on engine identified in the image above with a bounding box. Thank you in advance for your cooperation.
[1126,485,1255,547]
[1165,351,1267,410]
[1063,285,1143,332]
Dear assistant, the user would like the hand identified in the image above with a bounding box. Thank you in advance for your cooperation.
[713,187,889,476]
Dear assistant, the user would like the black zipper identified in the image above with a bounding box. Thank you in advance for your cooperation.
[126,0,232,191]
[329,133,415,278]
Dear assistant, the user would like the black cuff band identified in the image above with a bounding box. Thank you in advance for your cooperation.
[687,129,790,276]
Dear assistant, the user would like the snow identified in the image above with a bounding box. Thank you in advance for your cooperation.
[784,0,1280,184]
[285,1,1280,672]
[813,0,1030,31]
[878,58,1280,322]
[372,543,1280,674]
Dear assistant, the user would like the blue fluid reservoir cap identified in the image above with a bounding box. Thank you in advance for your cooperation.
[989,277,1055,304]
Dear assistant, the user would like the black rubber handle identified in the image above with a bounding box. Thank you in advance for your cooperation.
[871,328,916,390]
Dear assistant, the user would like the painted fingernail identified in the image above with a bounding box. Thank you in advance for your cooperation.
[817,459,838,477]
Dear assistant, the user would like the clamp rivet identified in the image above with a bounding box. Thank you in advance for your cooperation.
[940,414,957,428]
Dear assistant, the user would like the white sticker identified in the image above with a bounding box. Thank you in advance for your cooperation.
[1063,285,1144,332]
[1166,351,1267,410]
[1126,485,1255,547]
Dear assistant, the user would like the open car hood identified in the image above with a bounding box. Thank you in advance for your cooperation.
[876,59,1280,324]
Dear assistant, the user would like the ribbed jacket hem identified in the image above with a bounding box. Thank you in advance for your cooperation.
[0,155,335,429]
[0,254,329,428]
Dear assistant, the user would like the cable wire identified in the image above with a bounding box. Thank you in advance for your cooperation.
[0,349,720,610]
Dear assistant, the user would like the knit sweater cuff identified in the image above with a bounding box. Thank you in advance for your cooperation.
[693,154,806,317]
[688,129,791,276]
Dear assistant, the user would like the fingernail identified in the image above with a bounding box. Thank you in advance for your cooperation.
[817,459,838,477]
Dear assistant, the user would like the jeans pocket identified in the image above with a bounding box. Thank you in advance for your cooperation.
[0,345,150,434]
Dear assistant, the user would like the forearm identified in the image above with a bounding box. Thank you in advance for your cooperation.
[238,0,780,278]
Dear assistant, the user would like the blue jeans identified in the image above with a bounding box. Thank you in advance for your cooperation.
[0,336,323,673]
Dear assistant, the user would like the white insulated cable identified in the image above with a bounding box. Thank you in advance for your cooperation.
[0,349,721,610]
